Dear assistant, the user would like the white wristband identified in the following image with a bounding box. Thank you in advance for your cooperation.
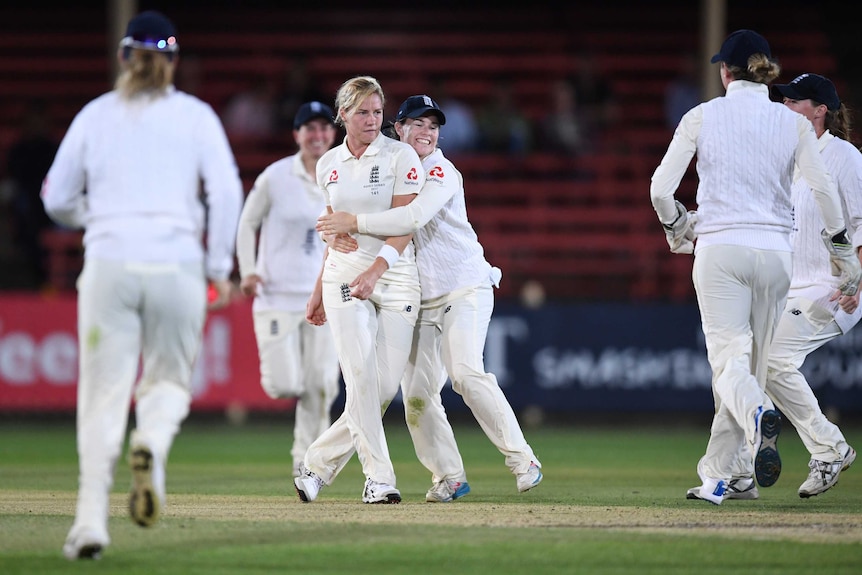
[376,244,400,269]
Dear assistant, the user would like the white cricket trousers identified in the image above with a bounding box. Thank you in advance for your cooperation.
[692,245,790,481]
[71,259,205,536]
[252,309,341,473]
[304,275,419,486]
[403,283,539,481]
[766,297,849,463]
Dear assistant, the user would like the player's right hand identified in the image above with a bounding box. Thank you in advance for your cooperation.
[326,233,359,254]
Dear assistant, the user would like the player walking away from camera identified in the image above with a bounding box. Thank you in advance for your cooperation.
[41,11,243,559]
[293,76,424,504]
[236,102,342,478]
[649,30,861,505]
[747,74,858,499]
[317,95,542,501]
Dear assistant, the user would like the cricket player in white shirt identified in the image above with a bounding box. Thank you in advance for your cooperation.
[294,76,424,504]
[236,102,342,478]
[41,11,243,559]
[317,95,543,501]
[764,74,858,497]
[650,30,861,505]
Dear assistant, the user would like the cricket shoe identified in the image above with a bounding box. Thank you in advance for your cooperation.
[752,407,782,487]
[516,462,543,492]
[426,479,471,503]
[62,524,109,561]
[797,445,854,499]
[129,446,161,527]
[362,479,401,504]
[686,477,759,502]
[294,463,325,503]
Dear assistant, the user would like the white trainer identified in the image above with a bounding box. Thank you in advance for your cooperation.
[697,477,727,505]
[687,477,758,502]
[62,525,109,561]
[294,463,325,503]
[129,446,161,527]
[516,462,543,492]
[425,479,471,503]
[362,478,401,504]
[798,458,843,498]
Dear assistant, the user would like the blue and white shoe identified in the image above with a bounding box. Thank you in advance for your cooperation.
[516,462,543,492]
[425,479,471,503]
[753,407,782,487]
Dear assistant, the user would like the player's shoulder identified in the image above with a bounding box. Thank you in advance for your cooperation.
[262,154,297,177]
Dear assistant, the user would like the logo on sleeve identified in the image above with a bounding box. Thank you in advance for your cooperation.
[329,170,339,182]
[407,167,419,180]
[429,166,444,179]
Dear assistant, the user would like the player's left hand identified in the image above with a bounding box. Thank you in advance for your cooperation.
[317,211,359,235]
[325,233,358,254]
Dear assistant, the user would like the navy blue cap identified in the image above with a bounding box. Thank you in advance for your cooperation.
[395,95,446,125]
[293,101,335,129]
[121,11,178,53]
[710,29,770,68]
[774,73,841,111]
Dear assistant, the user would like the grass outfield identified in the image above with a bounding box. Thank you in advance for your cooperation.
[1,414,861,574]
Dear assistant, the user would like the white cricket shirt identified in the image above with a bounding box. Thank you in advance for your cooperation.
[317,132,424,286]
[650,80,845,253]
[41,86,243,280]
[789,130,862,332]
[237,154,328,312]
[358,148,493,300]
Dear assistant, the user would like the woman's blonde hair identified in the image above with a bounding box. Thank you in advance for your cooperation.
[333,76,385,127]
[115,49,175,98]
[727,53,781,85]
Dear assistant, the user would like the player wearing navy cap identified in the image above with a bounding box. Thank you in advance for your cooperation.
[650,30,861,505]
[236,101,341,478]
[43,10,243,559]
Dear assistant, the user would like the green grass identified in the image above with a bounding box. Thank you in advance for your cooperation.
[1,415,861,574]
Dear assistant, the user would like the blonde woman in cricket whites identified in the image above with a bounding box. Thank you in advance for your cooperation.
[293,76,424,504]
[42,10,243,559]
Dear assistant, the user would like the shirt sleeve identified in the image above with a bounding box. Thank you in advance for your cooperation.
[649,105,701,224]
[358,163,457,235]
[235,169,272,279]
[834,142,862,249]
[196,104,244,280]
[391,145,426,197]
[41,110,89,229]
[795,115,844,236]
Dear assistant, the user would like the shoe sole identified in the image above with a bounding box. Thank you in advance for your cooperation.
[294,477,315,503]
[129,447,160,527]
[754,410,782,487]
[364,492,402,504]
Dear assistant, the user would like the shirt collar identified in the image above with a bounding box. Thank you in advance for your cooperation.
[725,80,770,98]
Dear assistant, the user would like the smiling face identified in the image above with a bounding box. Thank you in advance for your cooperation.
[295,118,336,160]
[395,114,441,159]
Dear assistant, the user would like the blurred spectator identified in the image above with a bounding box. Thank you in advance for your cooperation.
[429,75,478,155]
[221,75,278,141]
[664,53,702,131]
[476,76,532,155]
[274,58,329,132]
[537,77,592,156]
[571,51,619,132]
[2,100,58,287]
